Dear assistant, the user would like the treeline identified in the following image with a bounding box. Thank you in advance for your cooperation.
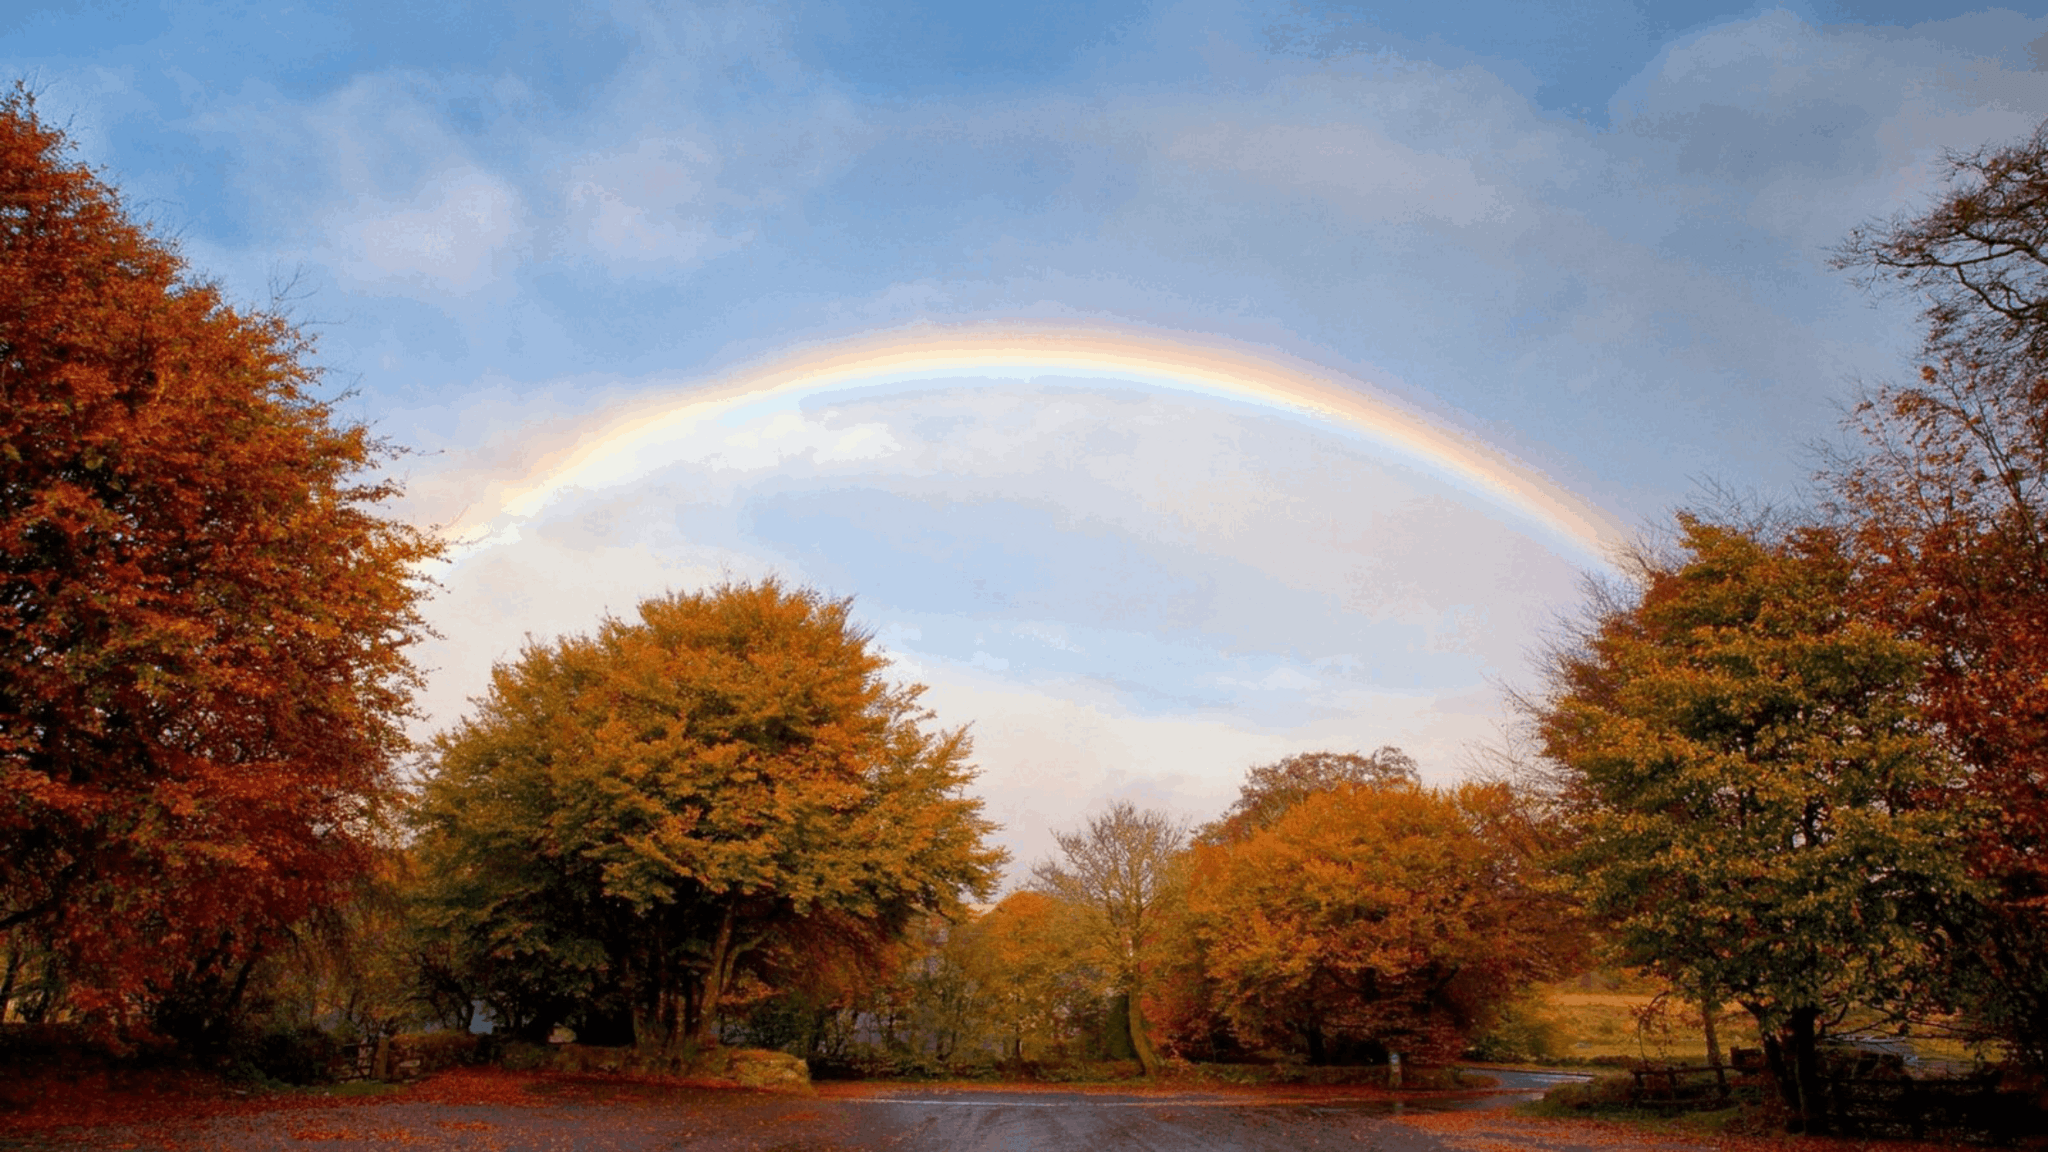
[718,752,1585,1077]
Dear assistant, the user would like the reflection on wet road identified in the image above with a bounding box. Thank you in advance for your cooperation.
[832,1068,1597,1151]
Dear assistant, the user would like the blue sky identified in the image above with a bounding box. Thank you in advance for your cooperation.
[12,0,2048,870]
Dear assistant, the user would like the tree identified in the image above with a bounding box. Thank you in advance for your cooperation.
[1030,801,1187,1075]
[1834,121,2048,1071]
[1162,746,1426,1060]
[1840,120,2048,368]
[1196,748,1418,845]
[410,579,1005,1057]
[1186,781,1569,1065]
[1529,516,1976,1133]
[952,890,1093,1061]
[0,90,440,1043]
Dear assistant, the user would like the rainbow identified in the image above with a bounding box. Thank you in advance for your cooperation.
[450,322,1628,563]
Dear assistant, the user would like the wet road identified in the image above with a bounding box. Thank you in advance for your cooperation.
[18,1068,1597,1151]
[833,1070,1595,1152]
[833,1092,1450,1151]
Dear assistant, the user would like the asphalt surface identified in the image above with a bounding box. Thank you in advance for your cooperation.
[23,1068,1598,1151]
[831,1092,1452,1151]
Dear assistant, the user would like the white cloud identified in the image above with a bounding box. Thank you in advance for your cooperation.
[338,169,524,293]
[561,135,751,271]
[1164,118,1510,226]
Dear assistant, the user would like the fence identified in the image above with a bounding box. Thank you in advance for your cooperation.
[326,1032,480,1083]
[1624,1053,2038,1144]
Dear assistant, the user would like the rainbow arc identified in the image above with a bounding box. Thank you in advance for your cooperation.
[453,323,1627,564]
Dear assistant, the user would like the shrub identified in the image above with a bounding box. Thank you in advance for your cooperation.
[237,1025,340,1086]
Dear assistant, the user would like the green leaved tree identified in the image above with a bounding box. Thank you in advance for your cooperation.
[1528,516,1977,1133]
[410,579,1005,1055]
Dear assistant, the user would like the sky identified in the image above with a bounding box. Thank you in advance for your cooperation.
[10,0,2048,875]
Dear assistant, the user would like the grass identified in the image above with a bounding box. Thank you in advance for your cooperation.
[1535,987,1761,1063]
[1521,974,2003,1068]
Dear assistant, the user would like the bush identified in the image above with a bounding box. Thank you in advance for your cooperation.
[496,1041,550,1071]
[390,1031,479,1077]
[1465,1000,1563,1063]
[236,1025,340,1086]
[1523,1073,1638,1115]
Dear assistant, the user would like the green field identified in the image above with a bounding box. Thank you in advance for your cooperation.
[1535,987,1759,1062]
[1524,977,1999,1068]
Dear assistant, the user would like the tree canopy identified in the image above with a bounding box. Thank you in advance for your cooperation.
[0,90,440,1041]
[1197,748,1418,845]
[1030,801,1187,1074]
[1187,780,1571,1065]
[410,579,1005,1054]
[1833,121,2048,1072]
[1530,516,1976,1132]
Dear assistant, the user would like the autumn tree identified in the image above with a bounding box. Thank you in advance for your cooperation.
[0,90,440,1043]
[1833,120,2048,1071]
[1186,780,1569,1065]
[1155,746,1424,1059]
[409,579,1005,1057]
[952,890,1095,1061]
[1196,748,1418,845]
[1529,516,1976,1133]
[1030,801,1187,1075]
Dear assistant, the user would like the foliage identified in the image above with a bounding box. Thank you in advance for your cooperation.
[1833,121,2048,1074]
[410,579,1005,1055]
[950,891,1096,1061]
[1187,780,1573,1065]
[1528,515,1978,1132]
[1196,748,1418,845]
[1463,995,1565,1063]
[1030,802,1188,1075]
[252,850,434,1042]
[1840,120,2048,368]
[0,90,440,1045]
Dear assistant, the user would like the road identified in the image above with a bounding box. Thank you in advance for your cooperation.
[827,1070,1593,1152]
[12,1068,1599,1151]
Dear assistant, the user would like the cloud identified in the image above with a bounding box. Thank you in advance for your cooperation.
[337,169,524,293]
[56,0,2048,871]
[560,135,753,273]
[1164,118,1511,226]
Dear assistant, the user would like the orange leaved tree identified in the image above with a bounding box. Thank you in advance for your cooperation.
[411,580,1005,1057]
[0,90,440,1044]
[1833,121,2048,1071]
[1187,780,1570,1065]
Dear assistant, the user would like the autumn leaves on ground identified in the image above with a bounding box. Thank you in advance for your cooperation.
[4,84,2048,1150]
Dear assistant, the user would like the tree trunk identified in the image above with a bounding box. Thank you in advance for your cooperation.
[1304,1020,1328,1066]
[628,945,662,1055]
[0,938,20,1022]
[687,901,739,1050]
[1698,988,1723,1069]
[1128,990,1163,1075]
[1753,1008,1802,1116]
[1787,1006,1829,1135]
